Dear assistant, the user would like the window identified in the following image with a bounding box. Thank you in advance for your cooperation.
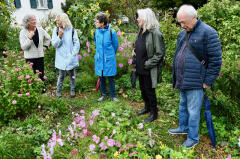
[37,0,48,9]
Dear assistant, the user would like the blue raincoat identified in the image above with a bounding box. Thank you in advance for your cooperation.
[94,25,119,76]
[52,27,80,70]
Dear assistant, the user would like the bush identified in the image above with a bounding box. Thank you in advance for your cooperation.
[197,0,240,125]
[0,51,44,123]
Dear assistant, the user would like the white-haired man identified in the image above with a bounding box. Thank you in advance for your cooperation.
[168,5,222,149]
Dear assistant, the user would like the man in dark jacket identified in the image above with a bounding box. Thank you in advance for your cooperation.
[168,5,222,149]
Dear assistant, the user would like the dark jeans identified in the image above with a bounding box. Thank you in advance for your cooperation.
[139,74,158,115]
[26,57,45,81]
[99,76,116,98]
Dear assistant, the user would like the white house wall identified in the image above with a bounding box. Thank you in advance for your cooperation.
[12,0,66,25]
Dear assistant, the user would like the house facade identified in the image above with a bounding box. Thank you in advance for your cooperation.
[13,0,66,25]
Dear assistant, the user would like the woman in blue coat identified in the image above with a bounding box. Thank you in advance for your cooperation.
[52,13,80,98]
[94,12,119,102]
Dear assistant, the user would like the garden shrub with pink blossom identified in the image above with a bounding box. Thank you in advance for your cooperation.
[41,103,196,159]
[0,51,44,123]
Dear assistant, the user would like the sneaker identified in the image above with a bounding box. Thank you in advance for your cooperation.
[168,128,188,135]
[181,139,199,149]
[112,97,119,102]
[97,96,107,102]
[70,90,75,98]
[56,91,61,98]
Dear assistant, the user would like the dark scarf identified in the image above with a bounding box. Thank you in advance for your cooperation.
[32,28,39,48]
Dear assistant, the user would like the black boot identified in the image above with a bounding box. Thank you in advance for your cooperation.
[144,113,158,122]
[137,108,149,116]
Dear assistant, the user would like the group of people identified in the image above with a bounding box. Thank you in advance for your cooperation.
[19,4,222,149]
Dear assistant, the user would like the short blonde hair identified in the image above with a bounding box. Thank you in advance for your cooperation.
[136,8,159,30]
[56,13,72,28]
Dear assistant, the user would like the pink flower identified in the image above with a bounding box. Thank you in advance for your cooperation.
[69,148,78,157]
[121,43,126,47]
[41,144,47,159]
[26,75,30,79]
[92,110,100,117]
[72,76,75,79]
[104,136,108,140]
[138,123,143,129]
[28,80,31,83]
[68,126,74,137]
[129,151,138,157]
[122,53,125,56]
[12,100,17,104]
[112,129,116,135]
[99,142,107,150]
[26,92,30,96]
[78,55,82,60]
[20,88,24,92]
[12,63,16,66]
[83,53,87,57]
[43,76,47,80]
[0,80,1,83]
[80,110,85,114]
[128,59,133,65]
[149,139,154,147]
[16,60,20,62]
[89,144,95,152]
[18,94,22,97]
[116,142,121,147]
[20,51,24,55]
[117,31,121,36]
[107,139,115,147]
[92,135,100,144]
[15,68,20,71]
[226,154,231,159]
[119,47,124,52]
[86,41,90,47]
[119,64,123,68]
[89,120,94,126]
[111,113,115,117]
[148,128,152,137]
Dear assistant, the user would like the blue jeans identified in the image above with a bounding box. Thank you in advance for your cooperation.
[179,89,203,142]
[99,76,116,98]
[56,69,76,92]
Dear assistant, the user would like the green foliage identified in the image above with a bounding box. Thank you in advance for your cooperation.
[0,51,44,123]
[198,0,240,125]
[0,0,14,52]
[159,12,181,69]
[68,2,101,46]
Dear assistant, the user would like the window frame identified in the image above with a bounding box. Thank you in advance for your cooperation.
[36,0,48,10]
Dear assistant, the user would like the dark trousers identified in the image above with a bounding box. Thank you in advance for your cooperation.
[99,76,116,98]
[139,74,158,115]
[26,57,45,81]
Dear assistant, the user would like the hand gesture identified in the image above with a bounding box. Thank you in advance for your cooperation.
[132,49,136,56]
[28,31,35,39]
[59,28,64,38]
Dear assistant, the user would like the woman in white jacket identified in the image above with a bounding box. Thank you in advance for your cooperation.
[19,14,51,93]
[52,13,80,98]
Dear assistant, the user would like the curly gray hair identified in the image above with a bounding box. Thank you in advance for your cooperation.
[22,14,36,29]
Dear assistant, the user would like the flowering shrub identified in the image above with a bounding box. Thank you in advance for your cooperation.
[0,51,44,122]
[68,2,101,45]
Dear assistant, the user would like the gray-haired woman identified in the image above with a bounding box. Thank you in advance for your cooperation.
[133,8,165,122]
[19,15,51,93]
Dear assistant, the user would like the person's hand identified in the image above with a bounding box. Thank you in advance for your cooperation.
[132,50,136,56]
[203,83,211,88]
[28,31,35,39]
[58,28,64,38]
